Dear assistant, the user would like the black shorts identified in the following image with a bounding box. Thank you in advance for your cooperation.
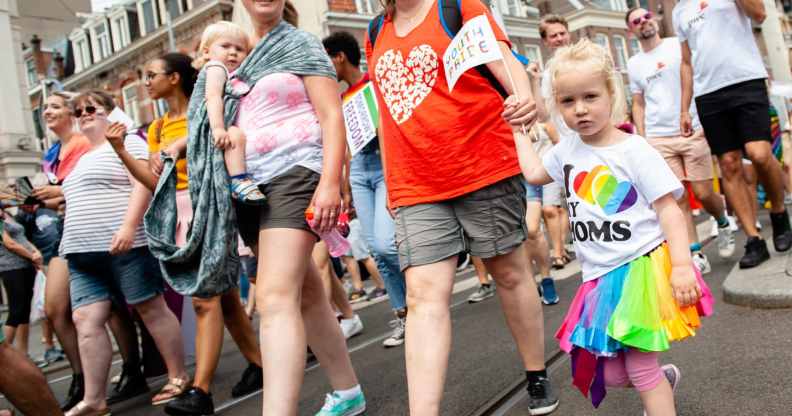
[695,78,772,156]
[235,166,320,248]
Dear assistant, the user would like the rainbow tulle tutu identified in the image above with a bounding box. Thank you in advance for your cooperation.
[556,243,714,407]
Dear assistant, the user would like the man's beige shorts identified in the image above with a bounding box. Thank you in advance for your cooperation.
[646,130,714,182]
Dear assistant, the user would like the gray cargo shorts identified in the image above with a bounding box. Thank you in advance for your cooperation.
[394,175,527,271]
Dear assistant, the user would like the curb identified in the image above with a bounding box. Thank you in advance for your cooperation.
[723,251,792,309]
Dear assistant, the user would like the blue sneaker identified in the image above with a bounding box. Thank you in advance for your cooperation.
[540,277,559,305]
[315,391,366,416]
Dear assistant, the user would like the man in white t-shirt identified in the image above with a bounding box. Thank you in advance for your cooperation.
[674,0,792,269]
[526,14,573,273]
[625,7,735,274]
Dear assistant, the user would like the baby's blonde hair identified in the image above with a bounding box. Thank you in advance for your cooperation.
[193,21,251,69]
[544,38,626,126]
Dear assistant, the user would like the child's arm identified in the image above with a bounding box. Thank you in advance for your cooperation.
[514,131,553,186]
[654,193,701,307]
[205,65,231,150]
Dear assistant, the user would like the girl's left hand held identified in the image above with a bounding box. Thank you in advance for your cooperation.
[670,265,702,307]
[310,180,342,234]
[502,95,537,129]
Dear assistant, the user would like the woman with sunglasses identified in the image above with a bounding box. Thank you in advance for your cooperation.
[61,90,188,416]
[29,92,148,411]
[107,53,263,415]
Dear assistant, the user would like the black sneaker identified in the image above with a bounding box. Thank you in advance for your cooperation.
[60,373,84,411]
[770,211,792,252]
[526,376,559,415]
[231,363,263,398]
[106,365,149,405]
[739,237,770,269]
[165,387,215,416]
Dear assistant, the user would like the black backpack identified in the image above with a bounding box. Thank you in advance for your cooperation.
[367,0,508,98]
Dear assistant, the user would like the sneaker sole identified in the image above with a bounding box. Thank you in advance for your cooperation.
[343,404,367,416]
[529,401,559,415]
[468,295,494,303]
[542,297,559,305]
[739,254,770,269]
[383,340,404,348]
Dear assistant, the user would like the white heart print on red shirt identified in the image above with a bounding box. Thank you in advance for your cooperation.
[374,45,439,124]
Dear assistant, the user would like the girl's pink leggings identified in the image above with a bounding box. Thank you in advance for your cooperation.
[603,349,664,392]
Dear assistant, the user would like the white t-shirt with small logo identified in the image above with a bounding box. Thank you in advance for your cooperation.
[673,0,767,97]
[628,38,702,137]
[542,134,683,282]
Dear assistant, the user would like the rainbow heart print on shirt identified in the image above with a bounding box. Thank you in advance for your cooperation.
[574,165,638,215]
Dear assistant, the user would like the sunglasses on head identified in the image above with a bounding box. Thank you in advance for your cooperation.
[74,105,98,118]
[631,11,653,27]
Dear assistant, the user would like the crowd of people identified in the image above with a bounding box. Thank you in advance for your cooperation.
[0,0,789,415]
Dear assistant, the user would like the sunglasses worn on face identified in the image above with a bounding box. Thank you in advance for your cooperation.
[74,105,98,118]
[631,12,653,27]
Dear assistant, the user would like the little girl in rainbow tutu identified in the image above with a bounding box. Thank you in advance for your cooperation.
[516,38,714,415]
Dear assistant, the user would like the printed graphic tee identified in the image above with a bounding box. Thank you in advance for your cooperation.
[673,0,767,97]
[365,0,520,207]
[628,38,702,137]
[542,134,683,281]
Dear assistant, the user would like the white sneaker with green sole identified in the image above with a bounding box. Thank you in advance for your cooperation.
[315,391,366,416]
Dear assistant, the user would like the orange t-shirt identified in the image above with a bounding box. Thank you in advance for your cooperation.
[365,0,520,207]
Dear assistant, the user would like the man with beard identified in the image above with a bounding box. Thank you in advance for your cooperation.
[625,7,735,273]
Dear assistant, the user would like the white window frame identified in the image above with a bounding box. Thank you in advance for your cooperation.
[629,37,641,56]
[25,57,38,89]
[70,29,93,72]
[90,19,113,62]
[122,83,142,127]
[612,35,629,71]
[593,33,611,56]
[503,0,522,16]
[523,44,543,68]
[153,99,169,118]
[159,0,186,23]
[354,0,381,15]
[109,8,132,50]
[137,0,160,36]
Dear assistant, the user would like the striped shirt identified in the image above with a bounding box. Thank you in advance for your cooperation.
[60,139,149,255]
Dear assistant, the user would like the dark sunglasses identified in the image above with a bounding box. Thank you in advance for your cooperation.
[631,12,653,27]
[74,105,98,118]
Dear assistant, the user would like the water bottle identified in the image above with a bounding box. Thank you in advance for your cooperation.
[305,208,351,257]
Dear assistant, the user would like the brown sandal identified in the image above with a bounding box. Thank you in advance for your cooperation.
[152,377,191,406]
[64,402,111,416]
[551,256,566,270]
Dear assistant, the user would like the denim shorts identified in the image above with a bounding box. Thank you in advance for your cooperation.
[523,179,543,202]
[67,246,164,310]
[522,179,563,206]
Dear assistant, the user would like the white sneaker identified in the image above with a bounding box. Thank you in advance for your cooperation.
[709,217,719,238]
[729,216,738,232]
[692,251,711,274]
[382,315,406,348]
[339,314,363,339]
[716,223,736,258]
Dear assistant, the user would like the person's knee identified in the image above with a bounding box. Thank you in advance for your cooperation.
[71,307,101,335]
[192,297,221,317]
[542,206,557,219]
[490,265,525,291]
[256,283,300,316]
[405,278,449,314]
[745,145,773,168]
[719,155,744,179]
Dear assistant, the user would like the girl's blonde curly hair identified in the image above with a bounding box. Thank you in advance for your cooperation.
[193,21,251,69]
[544,38,627,127]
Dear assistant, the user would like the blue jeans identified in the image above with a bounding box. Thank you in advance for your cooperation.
[350,151,407,310]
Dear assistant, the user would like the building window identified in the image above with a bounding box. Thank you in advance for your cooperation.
[523,45,543,67]
[162,0,184,20]
[612,35,629,70]
[71,33,93,72]
[506,0,521,16]
[92,21,113,61]
[138,0,159,35]
[354,0,381,14]
[593,33,610,52]
[123,83,142,127]
[629,37,641,55]
[153,99,169,118]
[25,58,38,88]
[592,0,628,11]
[111,14,130,49]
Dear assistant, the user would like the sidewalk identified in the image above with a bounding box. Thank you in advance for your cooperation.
[723,237,792,308]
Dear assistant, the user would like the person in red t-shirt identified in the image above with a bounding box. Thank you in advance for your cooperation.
[366,0,558,414]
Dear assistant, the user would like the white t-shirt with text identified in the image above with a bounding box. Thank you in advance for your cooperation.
[673,0,767,97]
[542,134,683,282]
[628,38,702,137]
[60,139,150,255]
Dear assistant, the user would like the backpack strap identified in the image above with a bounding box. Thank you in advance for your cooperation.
[439,0,508,98]
[367,13,386,49]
